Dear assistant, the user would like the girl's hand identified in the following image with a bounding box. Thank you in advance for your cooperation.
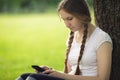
[42,68,54,74]
[40,65,50,70]
[34,65,50,73]
[42,69,64,78]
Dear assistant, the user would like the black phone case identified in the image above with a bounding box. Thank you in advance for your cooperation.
[32,65,45,72]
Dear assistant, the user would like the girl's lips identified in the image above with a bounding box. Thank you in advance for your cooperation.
[70,27,74,29]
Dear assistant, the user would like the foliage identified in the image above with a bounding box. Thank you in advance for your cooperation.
[0,0,60,13]
[0,0,93,13]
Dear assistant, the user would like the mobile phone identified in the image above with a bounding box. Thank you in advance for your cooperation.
[31,65,45,72]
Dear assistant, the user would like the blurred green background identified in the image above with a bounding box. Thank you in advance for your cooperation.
[0,0,93,13]
[0,0,94,79]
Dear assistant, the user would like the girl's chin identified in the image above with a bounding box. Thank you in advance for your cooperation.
[70,27,82,32]
[70,29,76,32]
[68,27,77,32]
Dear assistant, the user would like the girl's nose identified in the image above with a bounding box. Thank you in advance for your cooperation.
[65,21,71,28]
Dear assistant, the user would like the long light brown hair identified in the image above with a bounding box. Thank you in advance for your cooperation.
[58,0,91,75]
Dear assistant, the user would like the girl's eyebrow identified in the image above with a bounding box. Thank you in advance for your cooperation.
[61,16,72,20]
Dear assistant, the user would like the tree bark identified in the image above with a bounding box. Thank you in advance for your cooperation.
[93,0,120,80]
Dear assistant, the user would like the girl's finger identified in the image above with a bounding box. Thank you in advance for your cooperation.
[40,65,50,70]
[42,69,54,74]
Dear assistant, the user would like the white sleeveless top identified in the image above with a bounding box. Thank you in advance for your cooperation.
[68,27,112,76]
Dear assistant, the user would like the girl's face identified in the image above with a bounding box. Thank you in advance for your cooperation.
[59,9,84,32]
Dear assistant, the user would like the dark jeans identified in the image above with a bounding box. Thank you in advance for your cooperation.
[16,73,65,80]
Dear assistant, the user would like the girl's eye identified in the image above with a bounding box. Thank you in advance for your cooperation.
[67,17,73,20]
[61,17,73,21]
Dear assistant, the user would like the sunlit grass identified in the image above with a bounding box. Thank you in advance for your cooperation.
[0,11,94,79]
[0,13,69,80]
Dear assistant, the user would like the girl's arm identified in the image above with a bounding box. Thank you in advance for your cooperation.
[96,42,112,80]
[46,42,112,80]
[67,61,72,73]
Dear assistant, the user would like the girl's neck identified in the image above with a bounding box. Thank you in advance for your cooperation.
[87,23,96,38]
[76,23,96,43]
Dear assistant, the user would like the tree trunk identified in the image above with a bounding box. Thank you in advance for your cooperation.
[93,0,120,80]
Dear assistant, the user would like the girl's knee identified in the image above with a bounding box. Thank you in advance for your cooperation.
[28,74,64,80]
[21,73,31,78]
[16,73,31,80]
[27,73,51,80]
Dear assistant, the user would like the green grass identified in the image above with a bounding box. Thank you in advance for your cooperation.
[0,11,94,79]
[0,13,69,80]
